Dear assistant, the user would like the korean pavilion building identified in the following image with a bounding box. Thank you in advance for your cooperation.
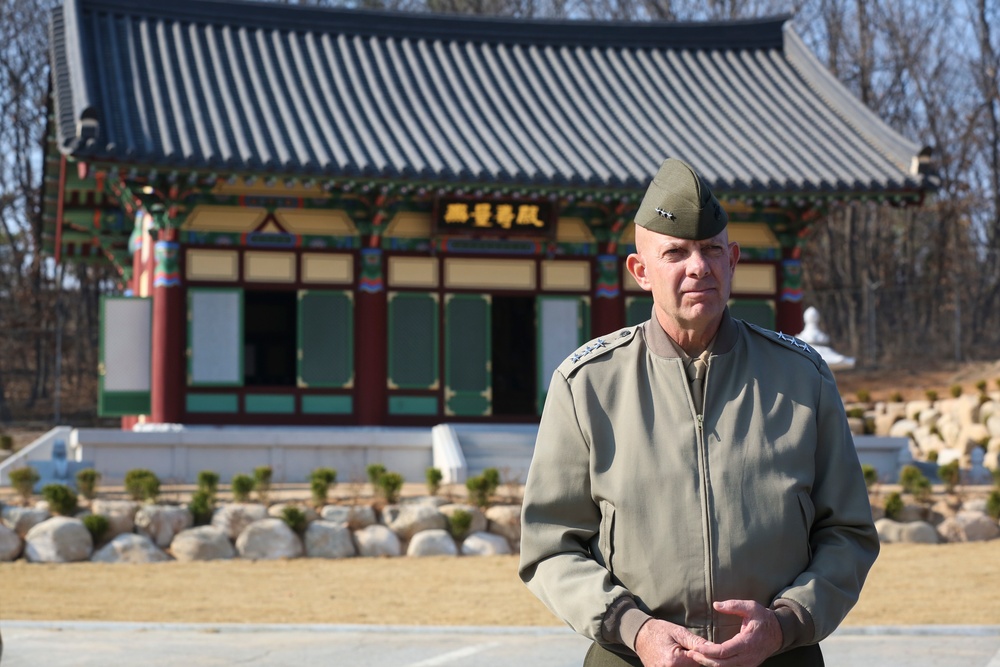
[45,0,932,428]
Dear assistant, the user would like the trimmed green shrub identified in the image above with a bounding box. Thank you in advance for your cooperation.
[188,490,214,526]
[899,465,933,502]
[883,492,904,521]
[482,467,501,491]
[280,506,308,535]
[950,384,963,398]
[448,509,473,539]
[311,467,337,485]
[899,465,926,494]
[861,464,878,490]
[124,469,160,502]
[376,472,405,505]
[856,389,871,403]
[366,463,387,486]
[846,407,865,419]
[9,466,40,505]
[309,467,338,507]
[75,468,101,500]
[231,474,254,502]
[987,490,1000,521]
[426,467,443,497]
[938,461,960,493]
[976,380,988,394]
[41,484,78,516]
[927,450,939,463]
[890,391,904,403]
[0,434,13,450]
[82,514,109,544]
[466,474,494,509]
[254,465,273,504]
[925,389,938,402]
[197,470,220,500]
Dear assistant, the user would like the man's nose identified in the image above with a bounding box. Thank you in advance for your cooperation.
[686,251,711,277]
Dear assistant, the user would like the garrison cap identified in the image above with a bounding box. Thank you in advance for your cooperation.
[633,158,728,240]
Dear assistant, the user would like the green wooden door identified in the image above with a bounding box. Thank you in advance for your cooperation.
[298,290,353,388]
[444,293,491,416]
[387,291,440,416]
[98,296,152,416]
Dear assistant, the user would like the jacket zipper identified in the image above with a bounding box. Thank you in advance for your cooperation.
[697,364,715,642]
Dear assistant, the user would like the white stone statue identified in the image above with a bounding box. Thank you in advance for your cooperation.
[796,306,856,370]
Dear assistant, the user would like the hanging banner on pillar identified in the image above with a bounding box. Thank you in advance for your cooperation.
[433,197,556,237]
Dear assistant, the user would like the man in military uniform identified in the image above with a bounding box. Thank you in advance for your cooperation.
[519,158,878,667]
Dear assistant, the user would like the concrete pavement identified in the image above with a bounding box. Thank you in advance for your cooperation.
[2,621,999,666]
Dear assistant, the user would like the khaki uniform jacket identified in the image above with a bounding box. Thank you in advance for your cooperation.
[519,311,879,655]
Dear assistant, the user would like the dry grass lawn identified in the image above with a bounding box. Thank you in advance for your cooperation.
[2,542,999,626]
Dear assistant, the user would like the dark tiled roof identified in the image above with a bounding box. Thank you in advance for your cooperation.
[50,0,928,195]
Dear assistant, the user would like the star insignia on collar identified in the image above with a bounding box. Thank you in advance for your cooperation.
[655,207,676,220]
[777,331,812,352]
[571,338,609,363]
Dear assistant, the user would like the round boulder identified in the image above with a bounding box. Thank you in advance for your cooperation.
[212,503,268,540]
[303,520,356,559]
[461,531,512,556]
[92,533,171,563]
[485,505,522,549]
[0,523,23,561]
[875,518,938,544]
[406,529,457,557]
[937,511,1000,543]
[1,506,51,538]
[385,504,446,541]
[235,518,303,560]
[135,504,193,548]
[320,504,376,529]
[24,516,93,562]
[170,526,236,562]
[354,524,401,557]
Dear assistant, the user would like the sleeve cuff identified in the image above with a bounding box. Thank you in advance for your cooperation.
[770,598,816,652]
[601,596,653,651]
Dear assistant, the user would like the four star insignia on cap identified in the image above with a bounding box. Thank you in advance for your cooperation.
[571,338,608,363]
[777,331,812,352]
[654,207,677,220]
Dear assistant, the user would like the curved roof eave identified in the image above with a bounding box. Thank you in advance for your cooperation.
[782,20,925,181]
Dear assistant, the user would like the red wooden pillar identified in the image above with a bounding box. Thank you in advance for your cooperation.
[593,254,625,336]
[150,229,184,424]
[355,248,387,425]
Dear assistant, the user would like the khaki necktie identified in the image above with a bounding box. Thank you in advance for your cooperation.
[688,350,710,414]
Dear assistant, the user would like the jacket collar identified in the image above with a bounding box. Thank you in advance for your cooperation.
[643,307,738,358]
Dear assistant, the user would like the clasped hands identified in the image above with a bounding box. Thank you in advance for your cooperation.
[633,600,782,667]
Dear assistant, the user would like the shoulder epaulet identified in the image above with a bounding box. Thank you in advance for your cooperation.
[744,322,822,365]
[556,326,639,376]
